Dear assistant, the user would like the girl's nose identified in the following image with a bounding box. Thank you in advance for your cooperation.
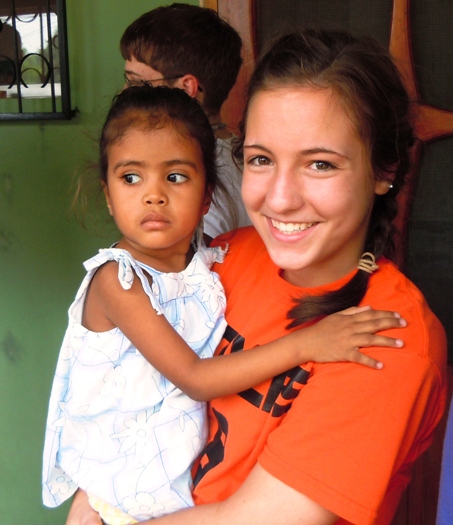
[143,181,167,205]
[265,168,304,214]
[144,195,166,205]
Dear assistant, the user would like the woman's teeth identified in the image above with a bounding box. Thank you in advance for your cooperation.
[271,219,315,233]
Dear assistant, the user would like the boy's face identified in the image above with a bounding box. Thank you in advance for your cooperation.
[124,57,181,89]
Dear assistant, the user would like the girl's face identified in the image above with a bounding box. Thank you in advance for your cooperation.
[242,87,389,288]
[103,124,210,271]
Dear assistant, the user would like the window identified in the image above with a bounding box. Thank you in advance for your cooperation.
[0,0,73,120]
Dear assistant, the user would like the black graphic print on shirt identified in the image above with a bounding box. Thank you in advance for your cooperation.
[193,324,309,487]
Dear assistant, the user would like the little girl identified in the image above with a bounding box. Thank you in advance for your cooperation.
[42,85,404,525]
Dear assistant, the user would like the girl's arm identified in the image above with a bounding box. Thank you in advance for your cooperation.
[84,262,406,401]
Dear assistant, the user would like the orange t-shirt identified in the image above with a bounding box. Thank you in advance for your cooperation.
[193,227,447,525]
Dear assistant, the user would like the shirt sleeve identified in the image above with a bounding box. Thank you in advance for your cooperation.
[258,348,446,525]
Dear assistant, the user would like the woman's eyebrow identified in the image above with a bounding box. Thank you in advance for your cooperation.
[301,147,350,159]
[243,143,272,153]
[244,144,350,160]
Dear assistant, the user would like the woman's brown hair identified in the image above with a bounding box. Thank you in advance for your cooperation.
[233,28,415,327]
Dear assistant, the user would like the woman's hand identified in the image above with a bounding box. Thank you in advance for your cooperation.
[66,489,102,525]
[293,305,406,369]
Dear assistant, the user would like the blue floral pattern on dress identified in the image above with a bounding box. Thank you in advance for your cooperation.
[42,246,227,521]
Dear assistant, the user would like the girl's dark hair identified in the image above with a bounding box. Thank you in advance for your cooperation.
[233,28,414,328]
[100,85,219,195]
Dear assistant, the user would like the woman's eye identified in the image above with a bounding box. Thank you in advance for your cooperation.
[167,173,188,184]
[249,156,271,166]
[122,173,142,184]
[310,161,334,172]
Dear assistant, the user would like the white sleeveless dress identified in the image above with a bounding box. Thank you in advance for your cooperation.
[42,246,227,521]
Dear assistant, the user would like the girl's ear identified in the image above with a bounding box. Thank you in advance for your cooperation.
[102,182,113,216]
[202,187,213,216]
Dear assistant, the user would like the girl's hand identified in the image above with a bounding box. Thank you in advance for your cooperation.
[299,306,406,369]
[66,489,102,525]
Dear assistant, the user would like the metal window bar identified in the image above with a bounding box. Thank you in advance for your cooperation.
[0,0,73,120]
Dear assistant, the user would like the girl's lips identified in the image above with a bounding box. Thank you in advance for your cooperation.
[141,212,171,230]
[141,212,170,225]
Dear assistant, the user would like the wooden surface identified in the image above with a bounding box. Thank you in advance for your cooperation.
[217,0,256,134]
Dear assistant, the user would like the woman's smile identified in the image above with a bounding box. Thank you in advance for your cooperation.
[270,218,317,234]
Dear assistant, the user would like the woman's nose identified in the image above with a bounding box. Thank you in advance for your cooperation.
[265,169,304,213]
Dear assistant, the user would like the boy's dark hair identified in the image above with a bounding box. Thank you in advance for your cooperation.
[120,3,243,116]
[233,28,414,328]
[100,85,219,196]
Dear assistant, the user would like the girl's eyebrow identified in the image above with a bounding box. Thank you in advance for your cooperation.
[164,159,197,169]
[112,159,197,171]
[112,159,145,171]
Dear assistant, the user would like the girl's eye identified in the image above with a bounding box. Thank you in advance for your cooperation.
[167,173,188,184]
[249,155,271,166]
[122,173,142,184]
[310,161,334,172]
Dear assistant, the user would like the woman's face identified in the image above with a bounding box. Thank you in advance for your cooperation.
[242,86,389,288]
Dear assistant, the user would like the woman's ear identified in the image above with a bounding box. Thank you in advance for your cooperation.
[102,182,113,216]
[374,167,397,195]
[374,179,393,195]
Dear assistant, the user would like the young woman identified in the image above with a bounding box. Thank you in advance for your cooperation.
[68,28,447,525]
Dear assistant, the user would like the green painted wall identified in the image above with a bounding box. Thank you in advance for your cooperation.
[0,1,197,523]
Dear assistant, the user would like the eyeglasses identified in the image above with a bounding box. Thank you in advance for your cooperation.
[123,73,203,92]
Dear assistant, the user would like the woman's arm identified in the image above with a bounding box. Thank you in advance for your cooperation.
[84,262,406,401]
[154,465,338,525]
[65,489,101,525]
[68,466,337,525]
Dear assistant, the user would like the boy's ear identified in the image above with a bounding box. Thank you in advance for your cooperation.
[102,182,113,215]
[174,74,201,100]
